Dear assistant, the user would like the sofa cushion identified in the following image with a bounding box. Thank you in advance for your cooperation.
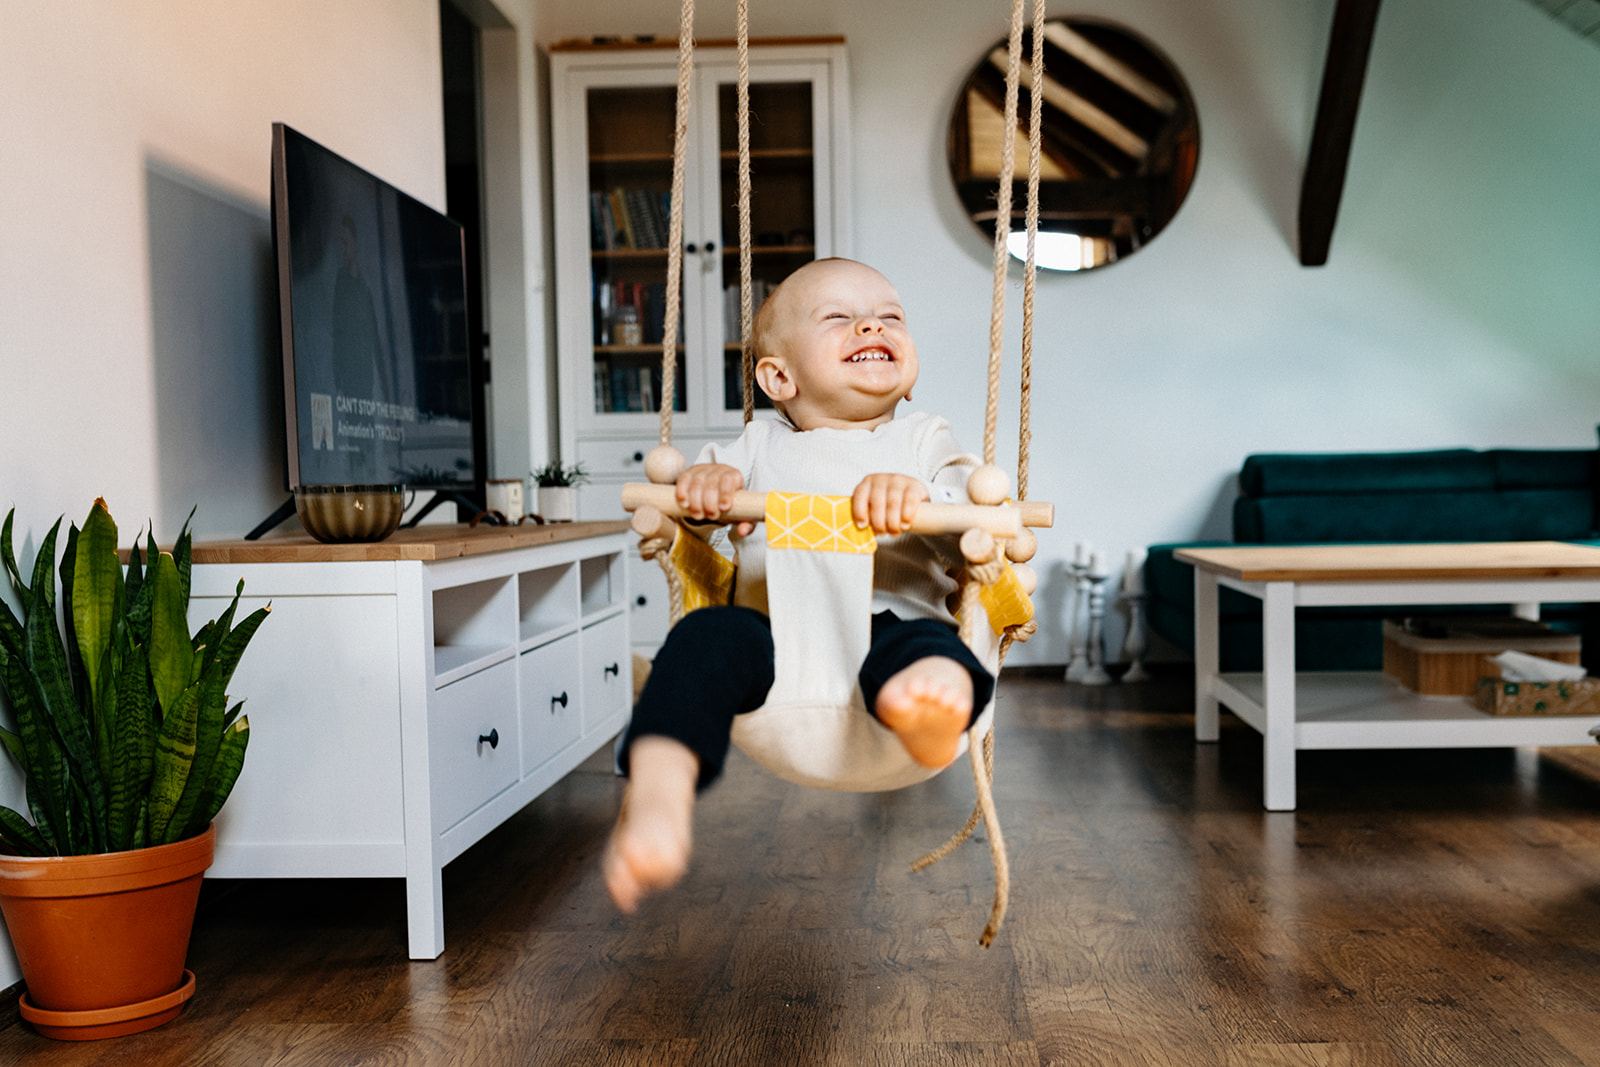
[1238,450,1493,498]
[1490,448,1597,490]
[1234,488,1596,544]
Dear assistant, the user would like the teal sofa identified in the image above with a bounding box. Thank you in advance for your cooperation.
[1145,446,1600,672]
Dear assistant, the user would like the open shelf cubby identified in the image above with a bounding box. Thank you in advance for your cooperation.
[519,564,580,646]
[580,553,623,618]
[432,576,515,685]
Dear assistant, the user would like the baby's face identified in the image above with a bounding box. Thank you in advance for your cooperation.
[762,260,918,431]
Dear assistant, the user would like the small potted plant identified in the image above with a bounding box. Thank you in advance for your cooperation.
[530,460,588,523]
[0,500,268,1040]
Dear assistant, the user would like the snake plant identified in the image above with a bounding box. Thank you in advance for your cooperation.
[0,499,268,856]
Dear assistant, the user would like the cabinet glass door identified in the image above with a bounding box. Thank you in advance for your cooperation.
[699,68,829,426]
[585,85,689,419]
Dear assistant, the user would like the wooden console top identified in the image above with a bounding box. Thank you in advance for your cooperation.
[1174,541,1600,583]
[171,521,631,565]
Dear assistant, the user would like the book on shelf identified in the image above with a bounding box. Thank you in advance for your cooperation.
[722,279,773,344]
[636,365,655,413]
[594,355,685,414]
[589,186,673,251]
[588,191,612,251]
[625,188,663,249]
[593,276,614,345]
[607,188,636,249]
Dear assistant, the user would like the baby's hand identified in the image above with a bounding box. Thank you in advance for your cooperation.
[675,463,754,536]
[852,474,930,535]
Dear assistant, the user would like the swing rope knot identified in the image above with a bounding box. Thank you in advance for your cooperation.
[632,505,676,561]
[966,554,1006,588]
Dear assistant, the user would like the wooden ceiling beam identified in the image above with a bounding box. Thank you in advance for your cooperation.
[1298,0,1382,267]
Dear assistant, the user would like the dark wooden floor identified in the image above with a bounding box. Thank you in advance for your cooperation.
[9,673,1600,1065]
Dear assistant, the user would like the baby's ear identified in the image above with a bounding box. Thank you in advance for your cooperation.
[754,356,795,402]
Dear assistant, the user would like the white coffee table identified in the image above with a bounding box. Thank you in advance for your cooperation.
[1176,542,1600,810]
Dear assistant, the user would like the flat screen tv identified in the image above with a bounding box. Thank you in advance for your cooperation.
[271,123,479,501]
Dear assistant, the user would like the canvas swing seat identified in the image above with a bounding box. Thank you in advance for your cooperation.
[639,490,1034,793]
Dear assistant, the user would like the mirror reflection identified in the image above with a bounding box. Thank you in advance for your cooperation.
[947,18,1200,272]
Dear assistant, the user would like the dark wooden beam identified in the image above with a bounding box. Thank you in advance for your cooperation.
[1298,0,1382,266]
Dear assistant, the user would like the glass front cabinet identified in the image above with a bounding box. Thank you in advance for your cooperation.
[549,39,851,651]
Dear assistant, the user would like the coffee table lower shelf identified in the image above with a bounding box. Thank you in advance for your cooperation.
[1212,671,1599,749]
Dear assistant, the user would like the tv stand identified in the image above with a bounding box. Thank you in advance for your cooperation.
[245,489,499,541]
[244,497,296,541]
[403,489,491,528]
[188,521,634,958]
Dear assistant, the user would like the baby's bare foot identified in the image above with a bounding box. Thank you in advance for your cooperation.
[604,736,699,913]
[875,656,973,768]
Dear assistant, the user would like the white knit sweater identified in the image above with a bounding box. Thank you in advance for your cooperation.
[696,412,979,624]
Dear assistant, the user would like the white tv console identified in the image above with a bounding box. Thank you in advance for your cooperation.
[187,522,632,959]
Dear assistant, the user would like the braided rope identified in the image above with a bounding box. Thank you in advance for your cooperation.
[658,0,697,447]
[638,533,688,624]
[982,0,1026,466]
[970,713,1008,946]
[910,543,1011,944]
[922,1,1034,946]
[737,0,755,424]
[1016,0,1042,503]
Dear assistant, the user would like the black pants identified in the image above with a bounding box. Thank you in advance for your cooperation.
[622,606,995,790]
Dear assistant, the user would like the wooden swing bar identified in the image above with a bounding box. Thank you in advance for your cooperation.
[621,484,1050,540]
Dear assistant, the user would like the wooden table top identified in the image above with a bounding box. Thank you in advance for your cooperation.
[162,520,633,565]
[1174,542,1600,583]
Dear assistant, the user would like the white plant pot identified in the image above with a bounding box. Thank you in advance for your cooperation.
[537,486,577,523]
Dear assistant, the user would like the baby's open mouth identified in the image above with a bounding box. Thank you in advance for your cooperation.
[846,348,893,363]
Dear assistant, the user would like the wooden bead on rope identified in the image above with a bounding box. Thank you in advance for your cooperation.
[960,528,995,566]
[631,504,675,543]
[1011,561,1037,596]
[1004,527,1036,563]
[644,445,687,485]
[966,464,1010,507]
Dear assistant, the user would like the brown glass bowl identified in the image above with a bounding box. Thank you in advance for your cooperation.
[293,485,404,544]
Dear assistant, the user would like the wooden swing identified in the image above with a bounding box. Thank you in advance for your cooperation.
[621,0,1053,947]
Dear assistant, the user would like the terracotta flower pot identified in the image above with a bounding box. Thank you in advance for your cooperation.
[0,824,214,1040]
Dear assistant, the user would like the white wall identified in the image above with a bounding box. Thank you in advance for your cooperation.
[0,0,547,994]
[535,0,1600,664]
[1,1,450,544]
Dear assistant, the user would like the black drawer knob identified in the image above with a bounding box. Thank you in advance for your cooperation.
[552,691,569,712]
[604,663,620,677]
[478,728,499,750]
[636,595,647,606]
[632,451,644,462]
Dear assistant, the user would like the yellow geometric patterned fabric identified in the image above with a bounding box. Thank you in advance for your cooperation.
[979,559,1035,635]
[764,493,878,555]
[669,524,736,614]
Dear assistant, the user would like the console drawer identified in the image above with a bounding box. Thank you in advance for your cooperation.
[582,613,630,727]
[430,658,519,831]
[519,634,583,774]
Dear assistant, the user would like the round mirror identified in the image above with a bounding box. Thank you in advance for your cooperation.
[947,18,1199,272]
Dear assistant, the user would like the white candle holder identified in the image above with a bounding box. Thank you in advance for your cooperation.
[1063,558,1090,683]
[1080,557,1113,686]
[1119,590,1151,683]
